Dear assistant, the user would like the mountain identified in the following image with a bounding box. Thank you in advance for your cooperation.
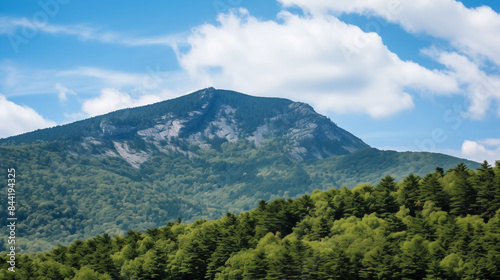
[1,87,369,164]
[0,88,479,252]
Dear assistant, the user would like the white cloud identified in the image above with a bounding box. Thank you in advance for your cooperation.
[461,139,500,164]
[479,138,500,147]
[0,94,56,138]
[277,0,500,119]
[57,66,196,96]
[178,9,458,117]
[0,62,194,124]
[58,67,145,88]
[0,62,191,98]
[0,16,184,48]
[279,0,500,67]
[81,88,162,117]
[0,63,137,98]
[55,83,76,102]
[423,49,500,119]
[0,62,62,96]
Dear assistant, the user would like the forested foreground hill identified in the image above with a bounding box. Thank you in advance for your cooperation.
[1,162,500,280]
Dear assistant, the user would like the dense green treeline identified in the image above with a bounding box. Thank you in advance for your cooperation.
[1,161,499,279]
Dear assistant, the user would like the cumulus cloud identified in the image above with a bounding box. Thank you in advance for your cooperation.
[461,139,500,164]
[81,88,162,117]
[279,0,500,66]
[423,49,500,119]
[0,94,56,138]
[278,0,500,119]
[178,9,458,118]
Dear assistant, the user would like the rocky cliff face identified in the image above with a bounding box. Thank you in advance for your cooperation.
[2,88,370,167]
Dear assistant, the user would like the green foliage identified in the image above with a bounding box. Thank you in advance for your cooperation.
[73,266,113,280]
[0,88,482,255]
[2,164,500,279]
[0,136,478,252]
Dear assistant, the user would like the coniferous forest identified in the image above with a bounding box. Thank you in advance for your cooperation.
[1,161,500,280]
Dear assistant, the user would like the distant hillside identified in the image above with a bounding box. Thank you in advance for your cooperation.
[0,88,479,252]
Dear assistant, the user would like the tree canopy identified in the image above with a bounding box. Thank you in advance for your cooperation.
[1,162,499,279]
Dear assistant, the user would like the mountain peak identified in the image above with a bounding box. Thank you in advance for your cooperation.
[1,88,369,166]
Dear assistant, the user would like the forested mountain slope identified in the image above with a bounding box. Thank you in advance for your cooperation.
[1,162,499,280]
[0,88,479,252]
[0,142,478,252]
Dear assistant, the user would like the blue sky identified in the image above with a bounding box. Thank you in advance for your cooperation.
[0,0,499,163]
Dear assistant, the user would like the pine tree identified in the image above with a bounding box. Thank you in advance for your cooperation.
[399,234,430,280]
[243,250,268,279]
[360,242,396,280]
[485,210,500,278]
[449,165,476,216]
[472,161,497,218]
[400,174,422,215]
[206,216,240,279]
[325,248,353,280]
[141,248,166,280]
[348,190,367,218]
[420,173,449,211]
[373,175,399,215]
